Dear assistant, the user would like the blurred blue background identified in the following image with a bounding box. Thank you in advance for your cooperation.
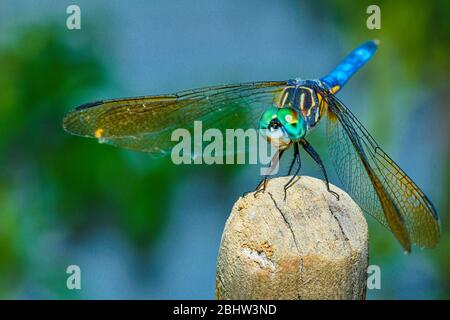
[0,0,449,299]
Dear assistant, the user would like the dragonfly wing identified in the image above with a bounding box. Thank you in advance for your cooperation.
[63,81,288,157]
[320,88,440,251]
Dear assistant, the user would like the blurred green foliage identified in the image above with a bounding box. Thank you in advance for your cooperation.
[0,24,178,297]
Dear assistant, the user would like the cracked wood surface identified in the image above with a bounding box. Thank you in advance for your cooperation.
[216,176,368,300]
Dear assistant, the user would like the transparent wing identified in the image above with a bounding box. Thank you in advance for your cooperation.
[318,86,440,251]
[63,81,288,157]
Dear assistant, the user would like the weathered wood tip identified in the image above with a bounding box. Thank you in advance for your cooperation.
[216,176,368,300]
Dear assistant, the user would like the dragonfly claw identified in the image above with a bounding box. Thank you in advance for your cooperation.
[329,190,340,201]
[253,178,268,197]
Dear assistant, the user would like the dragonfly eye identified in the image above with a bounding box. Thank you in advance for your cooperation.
[277,107,306,141]
[259,107,292,149]
[259,107,279,130]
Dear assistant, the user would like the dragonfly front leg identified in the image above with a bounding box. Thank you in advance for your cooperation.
[254,149,285,197]
[287,143,300,176]
[283,143,302,200]
[300,139,340,200]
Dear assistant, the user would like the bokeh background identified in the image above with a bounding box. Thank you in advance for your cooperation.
[0,0,449,299]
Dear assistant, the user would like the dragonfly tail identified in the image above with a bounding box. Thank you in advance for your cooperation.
[320,40,378,93]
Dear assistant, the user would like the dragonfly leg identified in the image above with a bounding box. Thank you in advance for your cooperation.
[253,178,268,196]
[283,143,302,200]
[253,149,285,197]
[300,139,340,200]
[287,143,300,176]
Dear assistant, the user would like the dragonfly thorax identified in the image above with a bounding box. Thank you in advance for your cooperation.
[277,83,325,130]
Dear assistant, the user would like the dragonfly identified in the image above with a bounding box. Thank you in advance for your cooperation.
[63,40,440,252]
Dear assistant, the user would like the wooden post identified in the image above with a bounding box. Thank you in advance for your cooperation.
[216,176,368,300]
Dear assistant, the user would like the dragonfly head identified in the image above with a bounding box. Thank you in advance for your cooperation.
[259,106,306,149]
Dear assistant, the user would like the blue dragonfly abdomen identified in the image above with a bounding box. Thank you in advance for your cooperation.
[320,40,378,93]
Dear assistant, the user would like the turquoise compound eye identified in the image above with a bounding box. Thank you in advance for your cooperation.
[277,108,306,141]
[259,107,279,129]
